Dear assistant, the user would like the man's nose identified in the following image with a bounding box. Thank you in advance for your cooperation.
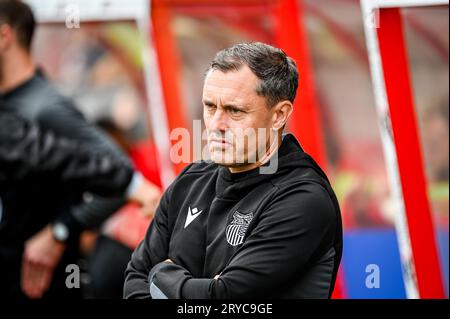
[209,109,229,132]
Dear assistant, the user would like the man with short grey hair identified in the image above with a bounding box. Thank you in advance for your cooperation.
[124,42,343,299]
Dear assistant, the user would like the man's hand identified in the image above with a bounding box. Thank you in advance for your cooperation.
[163,258,220,280]
[128,178,161,219]
[21,225,66,299]
[163,259,219,280]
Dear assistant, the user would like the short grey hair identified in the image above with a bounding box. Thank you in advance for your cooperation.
[207,42,299,107]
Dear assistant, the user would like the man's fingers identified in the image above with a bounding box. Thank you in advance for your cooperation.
[30,263,46,298]
[139,197,160,219]
[20,225,66,299]
[21,255,31,295]
[129,178,161,215]
[27,260,44,298]
[139,206,153,219]
[21,250,40,298]
[22,257,41,298]
[21,251,53,299]
[38,266,53,297]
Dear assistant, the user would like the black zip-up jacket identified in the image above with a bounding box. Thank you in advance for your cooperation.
[0,108,133,195]
[0,71,131,244]
[124,134,342,299]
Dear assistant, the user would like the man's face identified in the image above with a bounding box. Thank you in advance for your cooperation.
[0,25,5,82]
[0,53,3,83]
[0,23,12,83]
[202,66,275,167]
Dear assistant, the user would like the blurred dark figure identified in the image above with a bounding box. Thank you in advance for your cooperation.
[0,105,133,191]
[81,120,138,299]
[0,105,161,205]
[0,0,160,299]
[81,120,160,299]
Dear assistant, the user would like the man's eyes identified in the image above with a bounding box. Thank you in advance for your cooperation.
[228,108,243,115]
[204,104,245,115]
[205,104,216,110]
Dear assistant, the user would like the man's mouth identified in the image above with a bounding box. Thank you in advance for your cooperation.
[209,139,232,148]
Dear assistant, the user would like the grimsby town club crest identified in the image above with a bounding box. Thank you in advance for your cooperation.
[226,211,254,246]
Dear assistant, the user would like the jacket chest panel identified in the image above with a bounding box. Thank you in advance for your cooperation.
[167,173,276,277]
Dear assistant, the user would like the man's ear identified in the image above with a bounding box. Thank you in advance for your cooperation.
[0,24,14,51]
[271,101,293,131]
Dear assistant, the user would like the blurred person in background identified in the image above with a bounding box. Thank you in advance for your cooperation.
[0,104,134,190]
[0,103,155,203]
[422,96,449,227]
[80,118,161,299]
[0,105,157,298]
[422,97,449,183]
[0,0,160,299]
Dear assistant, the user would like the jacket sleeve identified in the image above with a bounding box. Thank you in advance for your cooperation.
[123,164,193,299]
[123,180,173,299]
[147,182,337,299]
[36,101,134,233]
[0,110,133,195]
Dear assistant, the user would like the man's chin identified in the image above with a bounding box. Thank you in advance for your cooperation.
[210,152,236,166]
[210,157,233,167]
[213,162,249,169]
[210,154,248,168]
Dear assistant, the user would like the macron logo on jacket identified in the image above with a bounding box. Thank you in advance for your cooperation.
[184,206,203,228]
